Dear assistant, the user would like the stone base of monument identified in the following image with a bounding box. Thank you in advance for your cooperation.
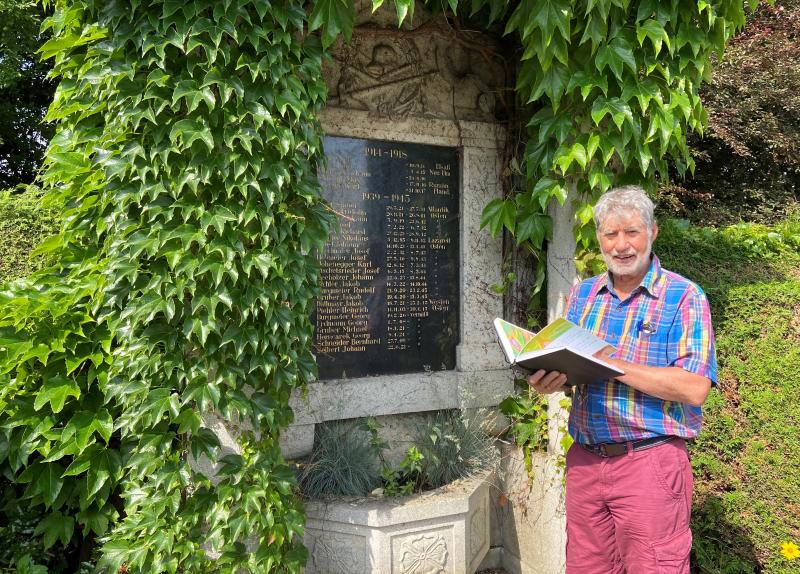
[303,471,492,574]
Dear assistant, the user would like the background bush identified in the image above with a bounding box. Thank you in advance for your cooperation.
[659,0,800,225]
[0,186,58,283]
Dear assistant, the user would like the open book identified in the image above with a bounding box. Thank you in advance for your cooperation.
[493,318,624,385]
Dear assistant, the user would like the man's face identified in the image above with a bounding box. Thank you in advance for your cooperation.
[597,211,657,281]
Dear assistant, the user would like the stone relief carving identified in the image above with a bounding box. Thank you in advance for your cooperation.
[307,529,366,574]
[398,533,449,574]
[324,25,503,122]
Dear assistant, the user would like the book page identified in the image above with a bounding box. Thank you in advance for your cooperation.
[520,318,614,357]
[494,318,537,361]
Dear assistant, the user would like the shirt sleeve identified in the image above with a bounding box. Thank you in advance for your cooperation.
[564,283,581,323]
[668,290,718,384]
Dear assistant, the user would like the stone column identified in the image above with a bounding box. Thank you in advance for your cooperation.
[541,183,580,574]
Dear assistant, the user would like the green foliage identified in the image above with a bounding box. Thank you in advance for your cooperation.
[303,413,497,499]
[657,216,800,574]
[412,409,498,490]
[499,384,573,476]
[0,2,55,187]
[0,0,332,572]
[299,420,381,498]
[0,186,58,283]
[381,446,424,497]
[456,0,762,279]
[660,0,799,225]
[307,0,759,286]
[499,386,549,475]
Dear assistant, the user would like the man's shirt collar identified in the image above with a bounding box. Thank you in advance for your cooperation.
[590,254,665,299]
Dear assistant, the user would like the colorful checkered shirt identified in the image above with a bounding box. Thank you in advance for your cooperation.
[565,255,717,445]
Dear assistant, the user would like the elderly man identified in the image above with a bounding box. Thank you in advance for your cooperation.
[528,185,717,574]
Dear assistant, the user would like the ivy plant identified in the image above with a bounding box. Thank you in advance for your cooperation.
[0,0,332,571]
[465,0,763,278]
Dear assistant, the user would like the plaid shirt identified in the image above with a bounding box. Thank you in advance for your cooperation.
[565,255,717,445]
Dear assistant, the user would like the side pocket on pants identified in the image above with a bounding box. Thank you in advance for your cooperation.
[652,528,692,574]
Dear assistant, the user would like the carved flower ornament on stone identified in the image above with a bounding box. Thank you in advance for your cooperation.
[399,533,449,574]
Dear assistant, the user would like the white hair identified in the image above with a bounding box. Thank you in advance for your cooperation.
[593,185,656,233]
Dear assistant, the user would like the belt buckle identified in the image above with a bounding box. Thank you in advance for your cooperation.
[599,443,627,457]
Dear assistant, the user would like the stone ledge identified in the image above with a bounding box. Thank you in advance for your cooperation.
[290,369,513,425]
[321,107,506,149]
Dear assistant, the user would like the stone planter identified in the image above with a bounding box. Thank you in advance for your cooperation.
[303,472,492,574]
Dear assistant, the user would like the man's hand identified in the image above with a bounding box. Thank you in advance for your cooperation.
[527,369,567,394]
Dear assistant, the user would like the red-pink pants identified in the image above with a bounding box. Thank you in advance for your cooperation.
[565,438,693,574]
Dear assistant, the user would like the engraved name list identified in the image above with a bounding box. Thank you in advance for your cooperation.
[314,137,460,379]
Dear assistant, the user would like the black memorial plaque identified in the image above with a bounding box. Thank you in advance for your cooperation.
[314,136,460,379]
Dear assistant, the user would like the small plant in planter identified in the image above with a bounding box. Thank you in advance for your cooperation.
[298,420,381,499]
[298,409,499,500]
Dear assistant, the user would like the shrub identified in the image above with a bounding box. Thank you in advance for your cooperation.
[413,409,498,491]
[0,186,58,283]
[660,0,800,224]
[299,421,381,499]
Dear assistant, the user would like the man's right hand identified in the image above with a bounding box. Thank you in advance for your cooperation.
[527,369,568,394]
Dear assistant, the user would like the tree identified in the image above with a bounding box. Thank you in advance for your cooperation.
[0,1,55,188]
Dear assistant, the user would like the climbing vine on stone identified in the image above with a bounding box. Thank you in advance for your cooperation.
[0,0,331,571]
[469,0,762,277]
[355,0,763,280]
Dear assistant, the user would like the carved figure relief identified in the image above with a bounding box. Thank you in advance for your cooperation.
[398,533,449,574]
[324,26,503,122]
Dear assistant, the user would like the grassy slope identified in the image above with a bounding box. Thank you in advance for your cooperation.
[656,217,800,574]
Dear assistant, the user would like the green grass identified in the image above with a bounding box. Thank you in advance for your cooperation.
[657,216,800,574]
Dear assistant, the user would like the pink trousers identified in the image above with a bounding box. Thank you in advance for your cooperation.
[565,438,693,574]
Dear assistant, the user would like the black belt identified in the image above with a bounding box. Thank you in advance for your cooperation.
[580,436,675,458]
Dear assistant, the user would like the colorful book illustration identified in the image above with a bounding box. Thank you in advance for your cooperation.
[493,318,623,386]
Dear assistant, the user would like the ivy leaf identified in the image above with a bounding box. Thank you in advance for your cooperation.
[591,96,633,130]
[516,211,552,248]
[528,108,573,144]
[394,0,415,26]
[77,507,110,536]
[190,427,221,462]
[637,19,671,55]
[576,203,595,225]
[100,540,130,572]
[62,444,98,477]
[668,90,692,122]
[309,0,355,46]
[525,61,570,109]
[33,511,74,550]
[676,24,706,56]
[621,78,662,114]
[34,376,80,414]
[480,198,516,237]
[595,38,637,81]
[566,70,608,100]
[555,142,588,173]
[579,14,607,51]
[39,463,65,507]
[87,449,121,497]
[529,0,572,44]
